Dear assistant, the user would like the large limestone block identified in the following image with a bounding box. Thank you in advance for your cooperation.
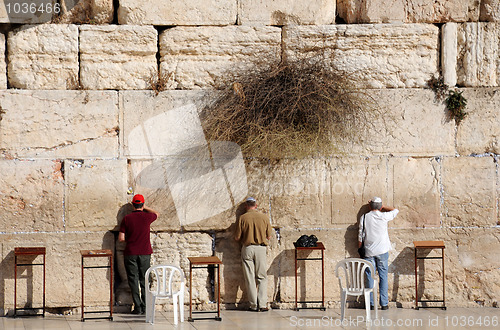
[337,0,479,23]
[0,90,119,158]
[283,24,439,88]
[7,24,78,90]
[258,159,332,229]
[332,157,389,227]
[457,23,499,87]
[389,158,440,228]
[1,232,115,310]
[442,157,497,228]
[356,89,456,156]
[0,33,5,89]
[456,88,500,155]
[0,160,63,233]
[160,26,281,89]
[80,25,158,90]
[122,91,248,229]
[56,0,114,24]
[65,159,128,231]
[481,0,500,22]
[121,90,208,158]
[118,0,237,25]
[238,0,335,25]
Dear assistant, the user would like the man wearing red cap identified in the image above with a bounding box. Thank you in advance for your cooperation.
[119,194,159,314]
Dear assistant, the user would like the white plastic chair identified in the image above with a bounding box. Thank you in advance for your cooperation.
[145,264,185,325]
[335,258,378,321]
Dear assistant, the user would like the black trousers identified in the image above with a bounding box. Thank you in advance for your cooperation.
[124,254,151,312]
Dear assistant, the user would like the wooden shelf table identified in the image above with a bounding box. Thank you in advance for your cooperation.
[187,256,222,322]
[413,241,446,310]
[14,247,46,317]
[80,249,113,321]
[294,242,326,311]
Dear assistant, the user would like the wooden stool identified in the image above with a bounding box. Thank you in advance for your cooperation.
[14,247,46,317]
[80,249,113,321]
[187,256,222,321]
[413,241,446,310]
[295,242,326,311]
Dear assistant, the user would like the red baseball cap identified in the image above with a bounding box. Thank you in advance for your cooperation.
[132,194,145,204]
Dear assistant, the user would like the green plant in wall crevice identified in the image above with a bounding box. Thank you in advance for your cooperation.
[445,90,467,125]
[428,76,467,125]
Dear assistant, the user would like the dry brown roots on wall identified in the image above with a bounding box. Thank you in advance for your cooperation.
[201,58,379,159]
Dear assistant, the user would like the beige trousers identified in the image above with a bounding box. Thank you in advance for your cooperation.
[241,245,268,310]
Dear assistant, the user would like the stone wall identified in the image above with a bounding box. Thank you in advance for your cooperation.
[0,0,499,316]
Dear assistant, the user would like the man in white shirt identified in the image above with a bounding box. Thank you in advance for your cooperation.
[358,197,399,310]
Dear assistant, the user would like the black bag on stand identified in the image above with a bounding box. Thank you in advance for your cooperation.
[358,215,366,258]
[294,234,318,247]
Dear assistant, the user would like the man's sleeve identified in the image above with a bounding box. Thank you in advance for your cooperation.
[234,218,242,241]
[119,218,126,233]
[384,209,399,221]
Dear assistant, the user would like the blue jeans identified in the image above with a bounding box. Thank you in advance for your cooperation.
[364,252,389,307]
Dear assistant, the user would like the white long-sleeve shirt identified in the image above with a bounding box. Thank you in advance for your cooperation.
[358,209,399,257]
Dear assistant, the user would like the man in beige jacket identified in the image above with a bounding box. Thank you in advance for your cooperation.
[234,197,272,312]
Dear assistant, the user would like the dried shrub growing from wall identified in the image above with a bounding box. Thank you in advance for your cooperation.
[201,58,377,159]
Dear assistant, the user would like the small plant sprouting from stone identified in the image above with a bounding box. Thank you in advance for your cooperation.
[428,75,467,125]
[427,76,448,100]
[148,70,171,96]
[445,90,467,125]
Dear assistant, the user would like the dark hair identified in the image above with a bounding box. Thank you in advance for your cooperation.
[133,203,144,209]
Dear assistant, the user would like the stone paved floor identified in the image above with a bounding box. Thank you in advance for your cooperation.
[1,307,498,329]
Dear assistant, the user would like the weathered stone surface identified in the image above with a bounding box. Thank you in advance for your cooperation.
[442,157,497,228]
[56,0,113,24]
[442,23,458,87]
[480,0,500,22]
[7,24,78,90]
[122,90,248,229]
[0,33,5,89]
[283,24,439,88]
[1,231,115,311]
[0,160,64,233]
[337,0,479,23]
[456,88,500,155]
[160,26,281,89]
[80,25,158,90]
[238,0,335,25]
[153,232,213,304]
[259,159,332,229]
[457,23,499,87]
[358,89,456,155]
[118,0,237,25]
[390,157,441,228]
[121,90,208,158]
[332,157,389,227]
[65,159,128,231]
[0,90,119,158]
